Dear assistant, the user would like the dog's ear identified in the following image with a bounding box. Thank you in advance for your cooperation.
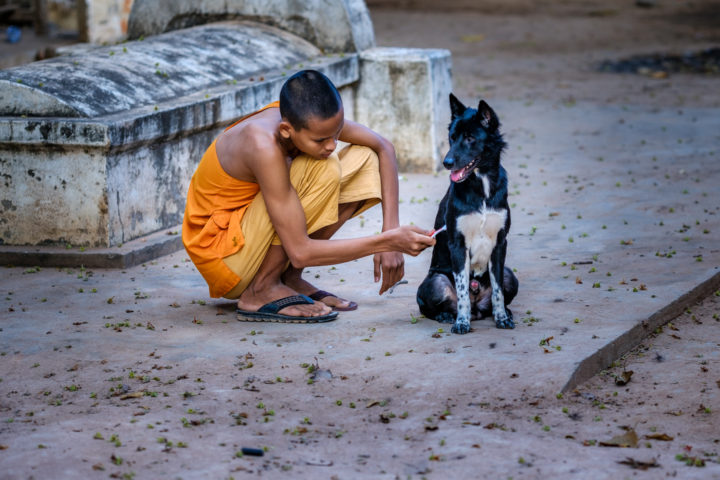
[477,100,499,130]
[449,93,466,119]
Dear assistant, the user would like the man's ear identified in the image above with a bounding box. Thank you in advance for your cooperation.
[278,120,293,139]
[449,93,466,119]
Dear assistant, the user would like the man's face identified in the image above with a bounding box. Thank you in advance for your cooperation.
[290,108,344,159]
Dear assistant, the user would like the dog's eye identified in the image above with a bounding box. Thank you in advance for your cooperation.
[464,135,474,144]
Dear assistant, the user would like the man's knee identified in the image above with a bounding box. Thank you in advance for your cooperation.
[344,145,379,170]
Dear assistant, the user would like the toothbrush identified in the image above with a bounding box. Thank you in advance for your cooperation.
[429,225,447,238]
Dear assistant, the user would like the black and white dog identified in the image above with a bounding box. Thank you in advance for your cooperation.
[417,94,518,334]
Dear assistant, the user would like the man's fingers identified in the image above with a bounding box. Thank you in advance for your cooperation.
[373,254,381,283]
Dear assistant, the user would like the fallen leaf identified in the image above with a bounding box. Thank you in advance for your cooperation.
[119,392,144,400]
[645,433,673,441]
[599,428,638,448]
[618,457,659,470]
[615,370,634,386]
[366,400,380,408]
[575,277,583,284]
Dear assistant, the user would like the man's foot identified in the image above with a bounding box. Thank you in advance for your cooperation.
[237,294,338,323]
[237,283,332,319]
[308,290,358,311]
[282,268,357,311]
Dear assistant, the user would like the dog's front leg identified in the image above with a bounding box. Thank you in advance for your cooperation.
[488,236,514,329]
[451,242,472,334]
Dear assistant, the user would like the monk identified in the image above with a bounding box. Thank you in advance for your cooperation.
[182,70,434,323]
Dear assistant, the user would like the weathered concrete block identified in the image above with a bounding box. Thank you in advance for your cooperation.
[355,47,452,173]
[0,21,359,248]
[127,0,375,53]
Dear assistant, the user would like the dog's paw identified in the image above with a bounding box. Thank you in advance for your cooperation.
[451,321,471,334]
[494,308,515,329]
[435,312,456,324]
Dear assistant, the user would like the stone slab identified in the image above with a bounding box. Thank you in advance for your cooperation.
[0,21,322,118]
[356,47,452,172]
[0,21,359,248]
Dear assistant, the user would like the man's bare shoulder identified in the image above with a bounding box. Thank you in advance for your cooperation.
[217,114,284,181]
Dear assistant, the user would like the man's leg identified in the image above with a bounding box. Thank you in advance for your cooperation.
[282,200,363,309]
[237,245,331,317]
[224,153,344,316]
[226,146,381,314]
[282,145,383,309]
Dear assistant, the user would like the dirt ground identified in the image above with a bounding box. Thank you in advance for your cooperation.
[1,0,719,478]
[369,1,720,477]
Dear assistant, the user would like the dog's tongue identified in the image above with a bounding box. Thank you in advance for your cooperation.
[450,169,464,182]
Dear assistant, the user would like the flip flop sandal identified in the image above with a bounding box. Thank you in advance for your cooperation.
[236,294,338,323]
[309,290,358,312]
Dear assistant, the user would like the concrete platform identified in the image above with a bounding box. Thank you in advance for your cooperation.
[0,98,718,477]
[0,225,183,269]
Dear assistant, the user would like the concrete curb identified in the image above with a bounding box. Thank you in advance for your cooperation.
[562,269,720,392]
[0,225,183,269]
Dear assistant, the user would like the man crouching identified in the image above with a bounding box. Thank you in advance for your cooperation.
[182,70,434,323]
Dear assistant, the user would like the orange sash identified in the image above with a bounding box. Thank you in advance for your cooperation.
[181,102,278,297]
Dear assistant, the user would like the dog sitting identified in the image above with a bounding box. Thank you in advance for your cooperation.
[417,94,519,334]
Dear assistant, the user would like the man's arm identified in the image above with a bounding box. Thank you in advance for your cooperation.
[338,120,399,231]
[339,120,404,294]
[249,140,432,269]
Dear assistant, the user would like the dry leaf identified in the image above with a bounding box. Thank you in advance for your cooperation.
[645,433,673,441]
[119,391,144,400]
[615,370,634,386]
[575,276,583,284]
[618,457,659,470]
[599,428,638,448]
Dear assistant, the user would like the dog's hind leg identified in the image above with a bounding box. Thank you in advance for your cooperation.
[451,254,472,334]
[417,273,457,323]
[488,260,515,328]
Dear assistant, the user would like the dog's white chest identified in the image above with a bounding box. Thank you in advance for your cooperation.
[456,207,507,275]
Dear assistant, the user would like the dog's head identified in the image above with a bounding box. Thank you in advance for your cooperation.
[443,94,506,183]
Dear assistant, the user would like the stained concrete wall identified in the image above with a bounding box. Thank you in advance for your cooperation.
[0,1,451,253]
[0,22,359,247]
[78,0,135,44]
[356,48,452,172]
[127,0,375,53]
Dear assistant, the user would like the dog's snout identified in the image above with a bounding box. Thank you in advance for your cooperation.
[442,156,454,170]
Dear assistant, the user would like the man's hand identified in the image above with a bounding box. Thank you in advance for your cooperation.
[374,251,405,295]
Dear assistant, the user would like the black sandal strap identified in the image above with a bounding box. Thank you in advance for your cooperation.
[257,294,314,314]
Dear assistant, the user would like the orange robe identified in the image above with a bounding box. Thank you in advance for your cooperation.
[181,103,277,298]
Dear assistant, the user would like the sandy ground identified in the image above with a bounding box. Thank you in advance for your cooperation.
[1,0,719,478]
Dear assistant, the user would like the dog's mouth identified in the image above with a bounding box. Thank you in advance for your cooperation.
[449,157,481,183]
